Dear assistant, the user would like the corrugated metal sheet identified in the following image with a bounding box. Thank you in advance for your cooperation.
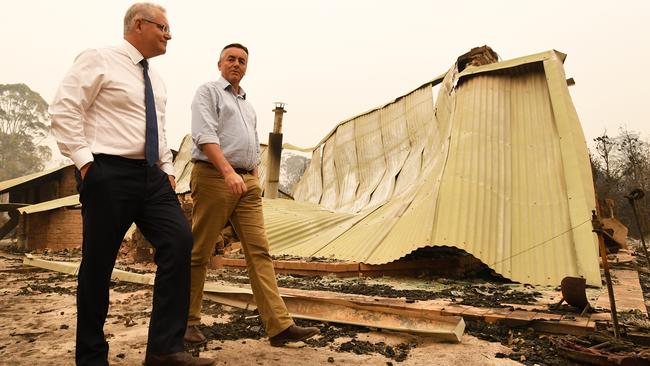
[0,164,72,194]
[291,147,322,204]
[268,50,599,286]
[172,135,195,194]
[18,194,80,215]
[258,145,269,193]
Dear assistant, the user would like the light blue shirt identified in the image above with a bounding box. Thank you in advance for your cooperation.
[191,77,260,170]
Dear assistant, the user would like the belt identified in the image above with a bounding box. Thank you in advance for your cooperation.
[194,160,253,175]
[234,168,254,175]
[94,154,148,166]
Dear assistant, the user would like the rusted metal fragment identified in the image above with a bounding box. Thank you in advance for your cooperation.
[601,218,628,251]
[560,276,590,310]
[557,339,650,366]
[601,198,628,251]
[456,45,500,72]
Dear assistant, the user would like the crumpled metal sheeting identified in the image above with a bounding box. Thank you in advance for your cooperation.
[352,112,384,213]
[291,147,322,204]
[171,134,194,194]
[431,65,585,285]
[333,122,359,212]
[319,139,339,211]
[270,50,600,286]
[263,198,366,255]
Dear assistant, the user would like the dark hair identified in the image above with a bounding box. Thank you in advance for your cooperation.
[220,43,249,58]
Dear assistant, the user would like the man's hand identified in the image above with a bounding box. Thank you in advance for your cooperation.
[199,143,248,195]
[224,172,247,195]
[168,175,176,190]
[80,162,92,180]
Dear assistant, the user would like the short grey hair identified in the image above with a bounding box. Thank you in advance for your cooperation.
[123,2,166,34]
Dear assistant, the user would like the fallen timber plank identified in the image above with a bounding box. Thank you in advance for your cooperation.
[279,295,464,342]
[203,286,464,342]
[23,255,465,342]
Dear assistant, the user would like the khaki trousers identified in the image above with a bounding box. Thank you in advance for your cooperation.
[188,162,293,337]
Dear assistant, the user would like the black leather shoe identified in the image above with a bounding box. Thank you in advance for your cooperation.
[184,325,207,344]
[144,351,214,366]
[269,325,319,347]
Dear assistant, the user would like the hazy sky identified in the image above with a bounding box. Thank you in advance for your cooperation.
[1,0,649,154]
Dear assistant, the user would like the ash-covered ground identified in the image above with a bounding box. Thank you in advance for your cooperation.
[3,242,650,365]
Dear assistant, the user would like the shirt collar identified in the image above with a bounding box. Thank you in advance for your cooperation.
[217,76,246,99]
[121,40,146,65]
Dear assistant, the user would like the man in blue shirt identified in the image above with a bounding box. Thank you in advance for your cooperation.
[187,43,319,347]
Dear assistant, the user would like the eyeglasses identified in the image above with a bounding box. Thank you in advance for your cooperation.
[140,18,171,35]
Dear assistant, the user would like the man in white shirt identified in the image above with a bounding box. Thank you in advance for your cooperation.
[50,3,213,366]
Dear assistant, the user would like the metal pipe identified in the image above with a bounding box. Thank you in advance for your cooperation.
[272,102,286,134]
[592,210,620,339]
[265,102,286,199]
[626,189,650,269]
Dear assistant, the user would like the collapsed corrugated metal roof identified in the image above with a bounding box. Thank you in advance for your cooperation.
[172,135,195,195]
[264,49,599,286]
[0,164,73,194]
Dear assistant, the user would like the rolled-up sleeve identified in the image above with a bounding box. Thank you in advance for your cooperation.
[191,83,221,147]
[49,49,106,169]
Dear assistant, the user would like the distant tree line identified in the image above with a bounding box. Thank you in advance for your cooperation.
[591,128,650,238]
[0,83,51,181]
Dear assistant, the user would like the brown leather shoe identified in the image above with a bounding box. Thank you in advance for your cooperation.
[184,325,207,344]
[144,351,214,366]
[269,325,319,347]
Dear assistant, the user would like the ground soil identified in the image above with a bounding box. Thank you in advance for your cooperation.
[0,250,520,366]
[3,242,650,365]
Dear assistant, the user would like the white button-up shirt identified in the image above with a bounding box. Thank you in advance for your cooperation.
[50,40,174,175]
